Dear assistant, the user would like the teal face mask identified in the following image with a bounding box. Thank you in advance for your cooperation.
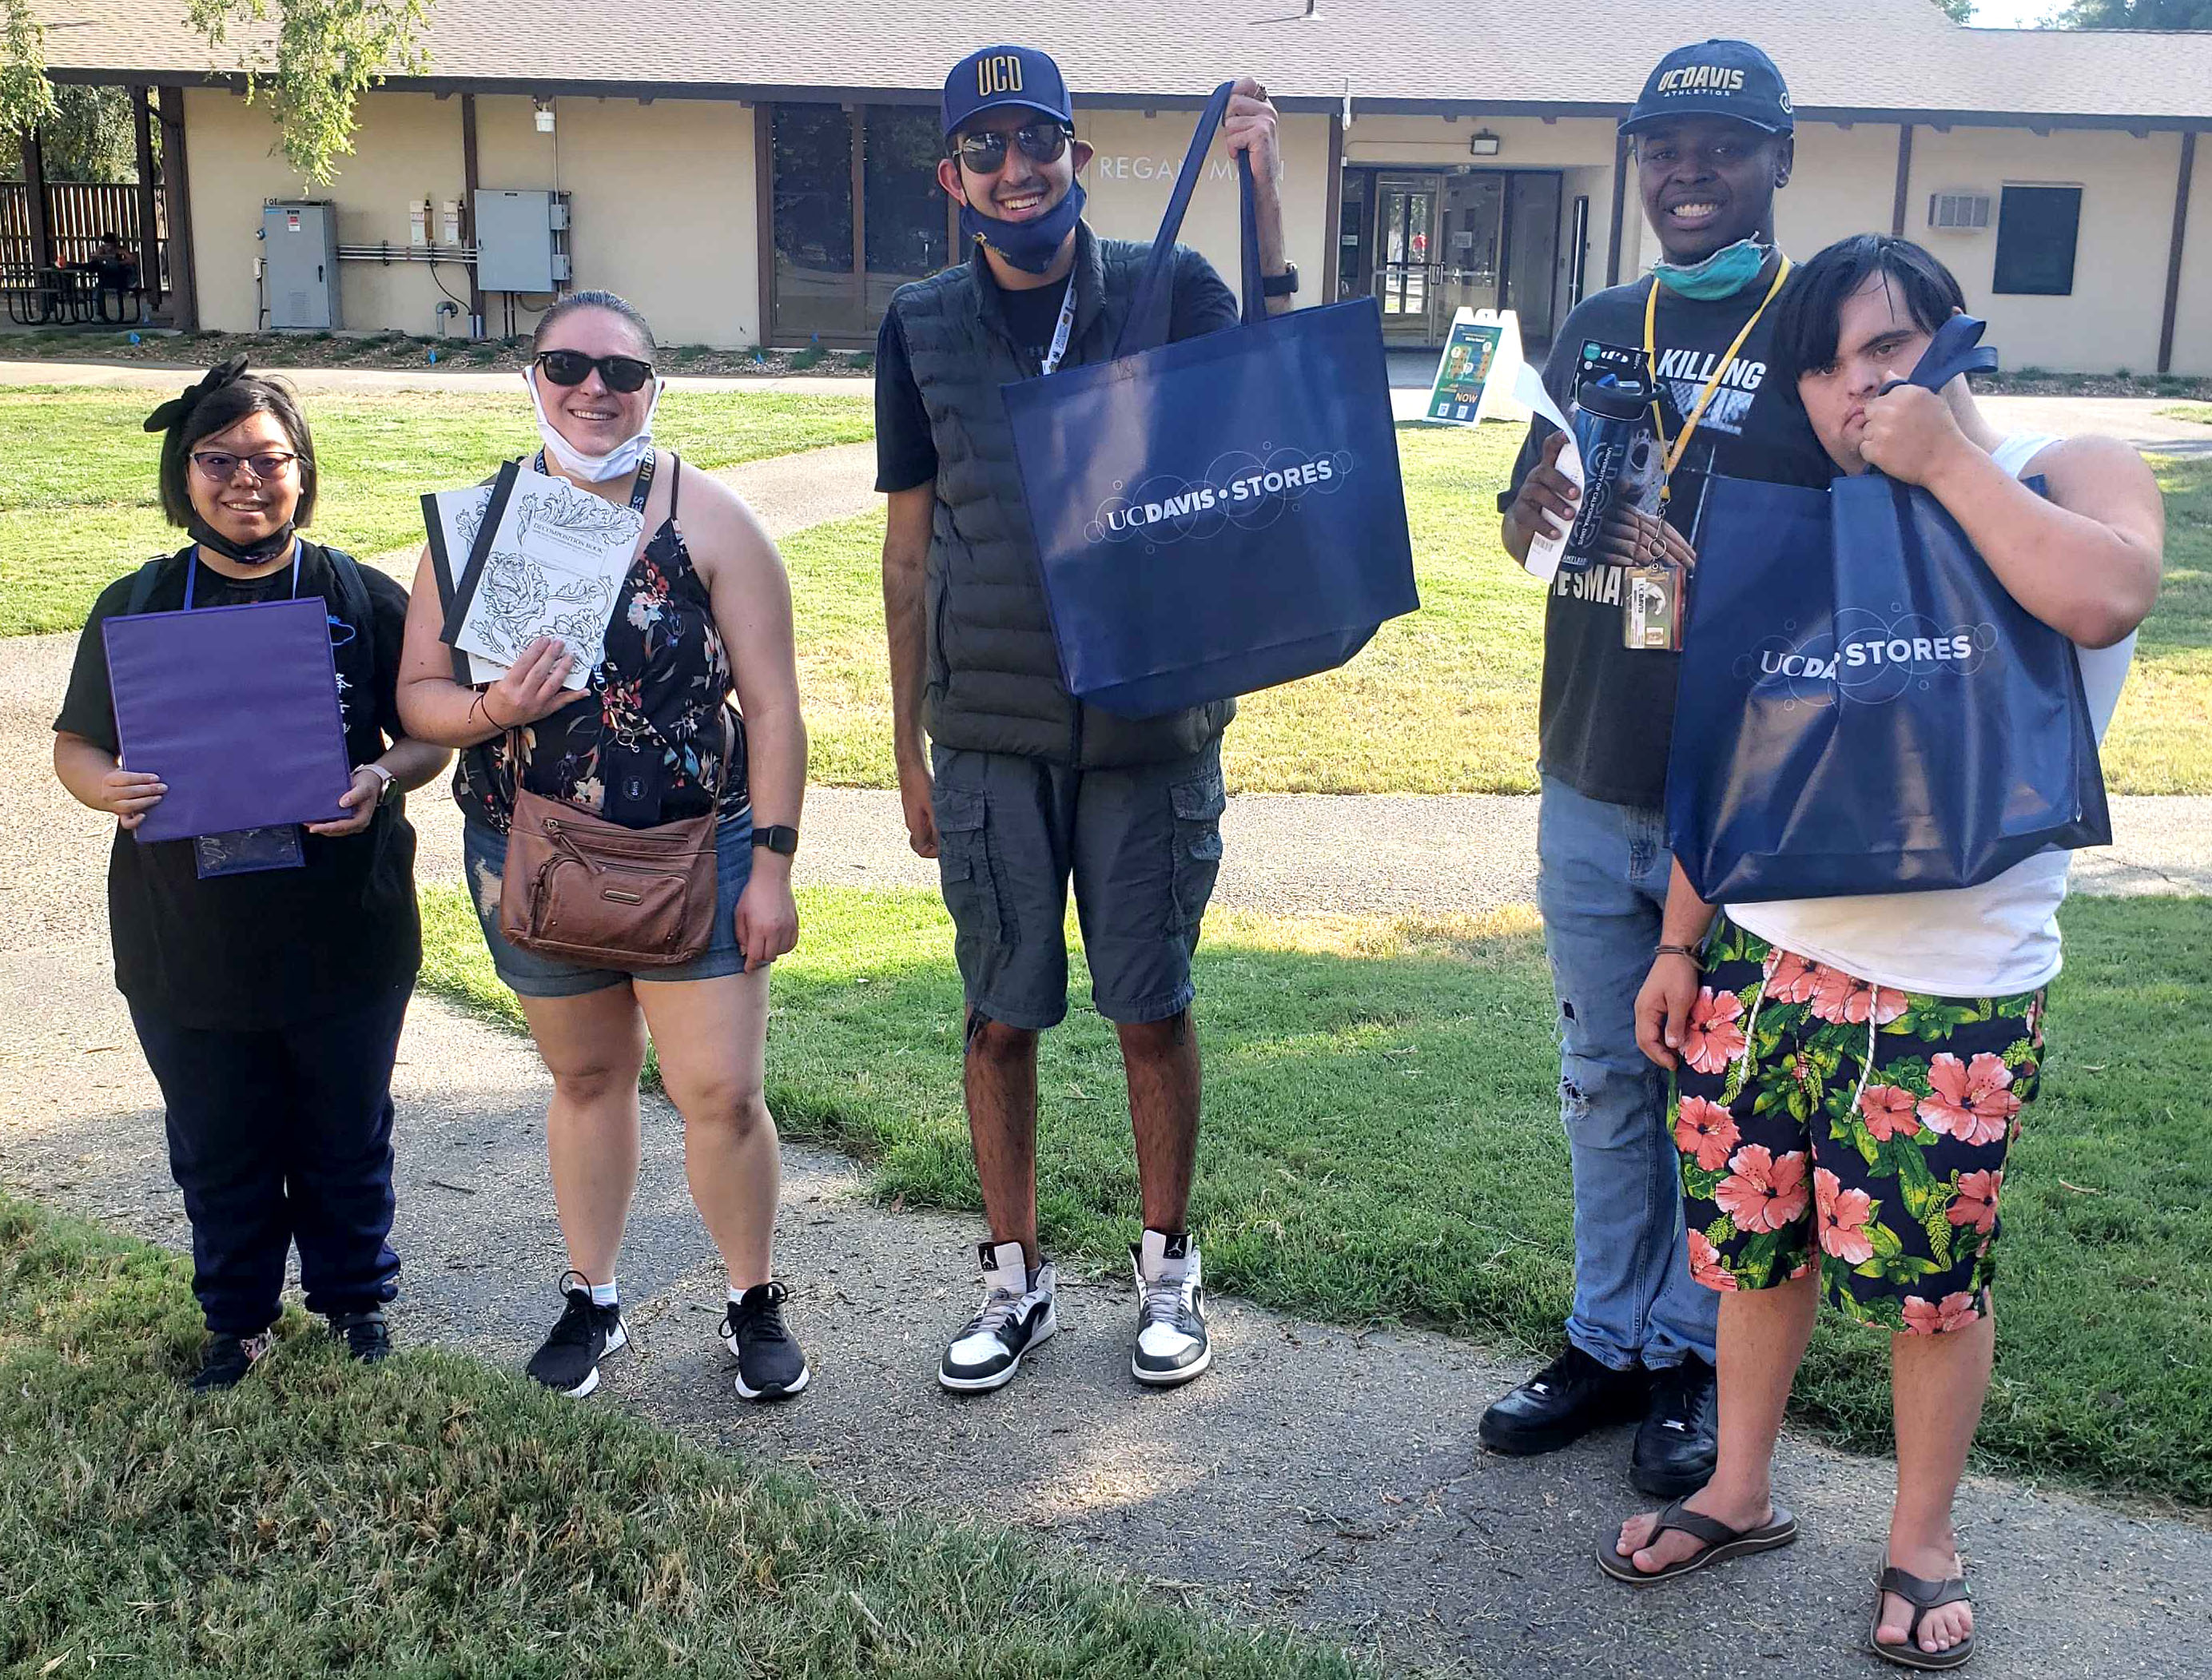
[1651,237,1771,300]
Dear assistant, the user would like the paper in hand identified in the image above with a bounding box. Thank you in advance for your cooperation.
[443,465,645,690]
[1514,360,1584,586]
[422,480,508,686]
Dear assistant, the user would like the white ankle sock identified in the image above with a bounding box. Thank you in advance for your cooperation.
[589,1280,619,1308]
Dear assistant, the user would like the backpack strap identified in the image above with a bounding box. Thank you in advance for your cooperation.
[122,556,172,616]
[320,546,376,671]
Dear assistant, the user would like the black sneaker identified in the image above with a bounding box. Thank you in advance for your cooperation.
[328,1309,392,1364]
[1477,1344,1648,1455]
[524,1272,627,1398]
[719,1280,810,1401]
[939,1240,1057,1392]
[191,1330,273,1393]
[1633,1352,1718,1498]
[1131,1229,1211,1387]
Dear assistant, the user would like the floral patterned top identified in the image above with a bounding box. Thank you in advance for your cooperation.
[454,460,748,834]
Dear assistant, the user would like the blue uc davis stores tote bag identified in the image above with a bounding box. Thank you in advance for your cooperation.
[1002,82,1418,719]
[1667,316,2111,904]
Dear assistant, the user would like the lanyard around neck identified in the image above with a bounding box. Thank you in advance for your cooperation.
[531,447,658,514]
[1039,274,1079,376]
[1642,255,1791,504]
[184,538,301,611]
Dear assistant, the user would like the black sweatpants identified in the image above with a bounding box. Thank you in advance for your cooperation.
[129,985,408,1337]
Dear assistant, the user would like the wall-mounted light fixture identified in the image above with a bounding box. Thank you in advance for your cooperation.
[534,100,555,133]
[1469,129,1502,157]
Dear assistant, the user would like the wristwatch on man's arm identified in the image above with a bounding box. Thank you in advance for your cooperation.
[1260,264,1299,298]
[751,824,800,857]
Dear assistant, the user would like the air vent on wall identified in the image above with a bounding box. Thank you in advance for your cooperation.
[1928,191,1993,232]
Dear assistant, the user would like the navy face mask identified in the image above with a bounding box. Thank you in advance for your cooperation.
[961,182,1086,275]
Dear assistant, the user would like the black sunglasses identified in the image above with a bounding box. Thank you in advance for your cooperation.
[954,121,1072,175]
[535,349,656,392]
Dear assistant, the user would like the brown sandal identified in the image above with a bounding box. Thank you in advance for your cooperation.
[1595,1495,1798,1585]
[1869,1564,1975,1670]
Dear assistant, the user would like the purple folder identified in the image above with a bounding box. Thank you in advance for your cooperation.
[102,597,352,843]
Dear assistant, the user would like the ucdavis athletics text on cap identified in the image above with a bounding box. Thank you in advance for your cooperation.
[1621,38,1794,135]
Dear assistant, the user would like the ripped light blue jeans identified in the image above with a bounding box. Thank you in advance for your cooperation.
[1535,775,1717,1372]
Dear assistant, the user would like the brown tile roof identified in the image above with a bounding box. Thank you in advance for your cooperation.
[35,2,2212,125]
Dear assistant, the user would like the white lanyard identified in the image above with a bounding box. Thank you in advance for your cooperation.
[1039,275,1079,376]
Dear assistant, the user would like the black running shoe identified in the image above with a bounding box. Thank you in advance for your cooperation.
[328,1309,392,1364]
[525,1272,627,1398]
[939,1240,1057,1393]
[718,1280,810,1401]
[1477,1344,1647,1455]
[191,1330,273,1393]
[1633,1352,1718,1498]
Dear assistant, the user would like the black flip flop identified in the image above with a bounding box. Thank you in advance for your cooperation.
[1594,1495,1798,1585]
[1869,1564,1975,1670]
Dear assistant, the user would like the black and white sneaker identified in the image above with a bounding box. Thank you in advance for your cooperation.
[938,1240,1057,1392]
[524,1271,627,1398]
[191,1330,273,1393]
[328,1308,392,1364]
[1131,1229,1210,1387]
[719,1280,810,1401]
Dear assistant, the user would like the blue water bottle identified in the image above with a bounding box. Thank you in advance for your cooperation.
[1562,375,1650,572]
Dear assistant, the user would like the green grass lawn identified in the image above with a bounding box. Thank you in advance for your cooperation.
[0,385,873,637]
[419,886,2212,1507]
[0,1195,1369,1678]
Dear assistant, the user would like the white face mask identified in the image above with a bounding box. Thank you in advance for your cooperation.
[524,364,665,482]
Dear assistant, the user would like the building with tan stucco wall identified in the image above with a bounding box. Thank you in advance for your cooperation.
[34,0,2212,372]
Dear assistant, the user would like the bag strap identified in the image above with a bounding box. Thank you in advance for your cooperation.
[122,556,169,615]
[1114,80,1267,359]
[1883,314,1998,396]
[321,547,376,671]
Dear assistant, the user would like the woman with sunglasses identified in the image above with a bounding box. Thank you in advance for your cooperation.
[52,359,449,1391]
[396,290,813,1404]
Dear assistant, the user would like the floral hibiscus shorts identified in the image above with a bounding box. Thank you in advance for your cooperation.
[1670,917,2044,1335]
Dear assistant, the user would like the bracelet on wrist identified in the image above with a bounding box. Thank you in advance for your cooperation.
[1655,943,1702,966]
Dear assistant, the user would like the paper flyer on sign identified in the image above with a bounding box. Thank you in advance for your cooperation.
[445,466,644,690]
[1514,360,1583,584]
[421,481,507,686]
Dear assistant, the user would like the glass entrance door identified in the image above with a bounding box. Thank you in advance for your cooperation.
[1373,176,1440,344]
[1345,165,1566,349]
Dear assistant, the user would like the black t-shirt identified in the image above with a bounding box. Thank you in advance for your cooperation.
[54,541,423,1029]
[874,242,1240,494]
[1502,263,1836,810]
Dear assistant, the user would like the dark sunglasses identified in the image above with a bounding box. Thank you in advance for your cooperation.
[535,349,656,392]
[190,450,300,482]
[954,121,1072,175]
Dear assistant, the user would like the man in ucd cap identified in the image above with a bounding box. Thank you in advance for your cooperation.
[875,49,1295,1397]
[1488,39,1836,1506]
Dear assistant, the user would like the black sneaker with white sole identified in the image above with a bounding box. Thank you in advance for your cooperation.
[328,1308,392,1364]
[191,1330,273,1393]
[939,1240,1057,1393]
[1132,1229,1211,1387]
[720,1280,810,1401]
[524,1272,627,1398]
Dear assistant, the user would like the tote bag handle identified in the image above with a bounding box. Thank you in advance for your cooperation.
[1876,313,1999,405]
[1114,79,1268,358]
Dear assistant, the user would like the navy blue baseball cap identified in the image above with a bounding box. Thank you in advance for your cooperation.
[942,45,1074,138]
[1621,39,1793,137]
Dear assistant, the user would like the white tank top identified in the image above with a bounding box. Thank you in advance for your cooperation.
[1729,434,2137,996]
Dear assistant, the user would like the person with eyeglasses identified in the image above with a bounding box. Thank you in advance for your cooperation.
[396,289,814,1405]
[51,359,450,1391]
[876,46,1293,1395]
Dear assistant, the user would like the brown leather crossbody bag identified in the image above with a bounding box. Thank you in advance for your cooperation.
[498,785,719,968]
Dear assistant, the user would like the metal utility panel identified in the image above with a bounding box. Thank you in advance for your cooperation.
[475,189,566,293]
[262,201,339,329]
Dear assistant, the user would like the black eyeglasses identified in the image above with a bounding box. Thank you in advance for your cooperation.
[535,349,656,392]
[190,450,300,482]
[954,121,1072,175]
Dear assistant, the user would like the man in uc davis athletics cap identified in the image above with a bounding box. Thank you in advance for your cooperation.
[1487,38,1834,1507]
[876,49,1295,1399]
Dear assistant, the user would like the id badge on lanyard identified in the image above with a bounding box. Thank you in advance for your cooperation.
[1626,258,1791,654]
[186,542,315,878]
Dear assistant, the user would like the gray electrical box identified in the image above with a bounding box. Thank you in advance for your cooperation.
[475,189,571,293]
[262,201,340,329]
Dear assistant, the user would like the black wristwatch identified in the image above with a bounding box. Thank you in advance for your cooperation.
[751,824,799,857]
[1260,264,1299,298]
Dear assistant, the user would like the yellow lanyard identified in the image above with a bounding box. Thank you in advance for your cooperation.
[1643,254,1791,504]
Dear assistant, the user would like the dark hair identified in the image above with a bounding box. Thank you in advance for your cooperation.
[1773,233,1968,384]
[157,374,318,529]
[531,289,657,360]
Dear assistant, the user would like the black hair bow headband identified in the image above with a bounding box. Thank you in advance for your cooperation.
[143,354,251,436]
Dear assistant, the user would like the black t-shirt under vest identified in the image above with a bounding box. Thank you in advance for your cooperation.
[1502,261,1836,810]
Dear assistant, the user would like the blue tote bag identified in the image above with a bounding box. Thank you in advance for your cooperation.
[1667,316,2111,904]
[1003,82,1416,719]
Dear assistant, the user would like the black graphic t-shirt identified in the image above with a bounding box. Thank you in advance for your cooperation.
[1502,261,1836,810]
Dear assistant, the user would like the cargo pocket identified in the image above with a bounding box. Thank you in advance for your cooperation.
[935,788,1013,946]
[1167,766,1227,934]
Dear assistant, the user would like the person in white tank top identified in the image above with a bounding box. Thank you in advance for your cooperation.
[1604,237,2165,1673]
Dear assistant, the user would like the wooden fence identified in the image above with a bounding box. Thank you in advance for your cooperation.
[0,181,169,294]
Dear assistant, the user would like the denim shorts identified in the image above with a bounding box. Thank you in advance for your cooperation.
[462,809,753,997]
